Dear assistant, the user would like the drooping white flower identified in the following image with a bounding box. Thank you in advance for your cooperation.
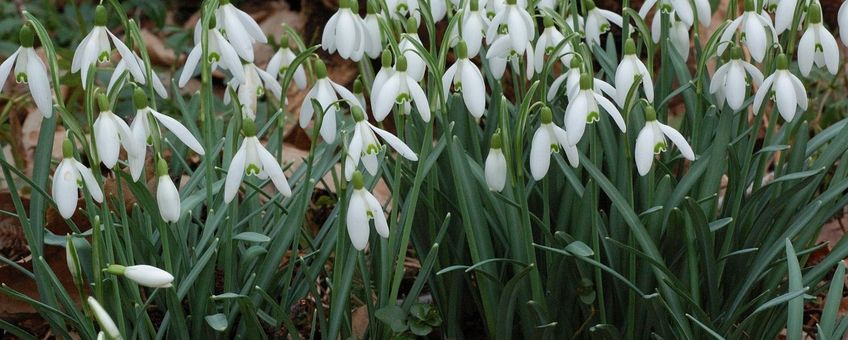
[486,23,535,80]
[449,0,490,58]
[180,20,244,88]
[386,0,421,21]
[129,88,205,181]
[372,50,395,102]
[87,297,120,339]
[371,55,431,122]
[107,264,174,288]
[530,107,579,180]
[345,107,418,180]
[485,131,507,191]
[215,0,267,61]
[547,58,583,102]
[299,59,362,143]
[488,0,528,16]
[797,2,839,76]
[363,3,385,59]
[753,54,808,122]
[584,0,623,46]
[224,119,292,203]
[225,62,282,119]
[773,0,809,35]
[93,94,135,169]
[154,158,181,223]
[443,41,487,118]
[399,18,427,82]
[614,39,654,106]
[108,52,168,98]
[716,1,777,63]
[839,1,848,45]
[266,35,307,90]
[710,46,763,110]
[635,106,695,176]
[651,11,692,61]
[534,17,574,72]
[565,73,626,145]
[346,171,390,251]
[485,0,535,55]
[639,0,712,27]
[53,139,104,220]
[71,5,145,89]
[0,25,53,118]
[322,0,367,61]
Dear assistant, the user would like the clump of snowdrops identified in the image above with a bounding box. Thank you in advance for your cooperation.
[3,0,848,338]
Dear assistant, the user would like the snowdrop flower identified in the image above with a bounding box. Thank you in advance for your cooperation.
[87,297,120,339]
[798,2,839,76]
[0,25,52,118]
[710,46,763,110]
[530,107,579,180]
[106,264,174,288]
[443,41,487,118]
[564,14,586,36]
[346,171,389,251]
[371,50,396,105]
[72,5,145,90]
[345,106,418,180]
[323,0,367,61]
[53,139,103,219]
[431,0,449,22]
[266,35,307,90]
[299,59,362,143]
[364,2,385,59]
[486,23,535,79]
[717,0,777,63]
[839,1,848,45]
[638,0,712,27]
[399,18,427,82]
[485,26,509,79]
[635,106,695,176]
[774,0,809,35]
[154,158,181,223]
[565,73,626,145]
[534,17,573,71]
[584,0,623,46]
[371,55,431,122]
[547,58,583,102]
[129,88,205,181]
[485,0,534,55]
[93,94,134,169]
[485,131,507,191]
[449,0,490,58]
[489,0,528,15]
[225,119,292,203]
[651,12,691,61]
[615,39,654,106]
[753,54,807,122]
[215,0,266,61]
[386,0,421,21]
[180,17,244,88]
[227,62,282,119]
[108,52,167,99]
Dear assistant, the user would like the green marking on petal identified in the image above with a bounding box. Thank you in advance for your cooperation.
[279,66,289,75]
[498,25,509,35]
[15,73,27,84]
[209,53,221,63]
[550,144,560,153]
[653,141,667,154]
[256,86,265,97]
[586,111,599,123]
[366,144,381,155]
[815,43,823,53]
[246,163,261,176]
[98,51,111,63]
[396,93,411,104]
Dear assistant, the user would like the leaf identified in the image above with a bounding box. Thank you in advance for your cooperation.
[233,232,271,243]
[375,305,406,325]
[204,313,228,332]
[785,240,804,340]
[564,241,594,257]
[820,262,846,337]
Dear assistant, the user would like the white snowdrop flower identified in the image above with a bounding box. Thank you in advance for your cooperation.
[323,0,367,61]
[489,0,527,14]
[797,2,839,76]
[534,17,574,72]
[266,35,307,90]
[0,25,53,118]
[753,54,808,122]
[443,41,487,118]
[372,55,431,122]
[372,50,395,101]
[53,139,104,220]
[154,158,181,223]
[108,52,168,99]
[763,0,779,12]
[485,26,509,80]
[530,107,579,180]
[226,62,282,119]
[225,119,292,203]
[614,39,654,106]
[93,94,135,169]
[399,18,427,82]
[87,297,120,339]
[839,1,848,45]
[431,0,449,22]
[716,0,777,63]
[107,264,174,288]
[635,106,695,176]
[651,12,692,61]
[364,3,385,59]
[547,58,583,102]
[71,5,145,90]
[774,0,809,35]
[485,132,508,191]
[215,0,267,61]
[564,14,586,36]
[299,60,362,143]
[584,0,623,46]
[346,171,390,251]
[129,88,205,181]
[486,24,535,80]
[449,0,490,58]
[565,73,626,145]
[485,0,534,55]
[639,0,712,27]
[345,107,418,180]
[710,46,763,110]
[180,18,244,88]
[386,0,421,21]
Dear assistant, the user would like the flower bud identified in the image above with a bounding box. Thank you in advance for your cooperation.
[87,297,121,339]
[108,264,174,288]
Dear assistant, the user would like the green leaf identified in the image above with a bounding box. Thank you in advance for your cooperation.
[204,313,228,332]
[820,262,846,337]
[233,232,271,243]
[785,240,804,340]
[565,241,594,257]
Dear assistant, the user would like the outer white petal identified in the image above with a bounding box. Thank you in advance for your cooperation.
[224,142,247,203]
[565,94,589,145]
[530,127,552,180]
[363,191,389,238]
[108,31,146,84]
[485,149,506,191]
[695,0,712,26]
[547,74,567,102]
[774,0,797,35]
[179,45,202,87]
[25,50,53,118]
[222,10,255,60]
[597,9,623,27]
[753,74,775,114]
[551,125,579,167]
[345,128,364,180]
[94,116,120,168]
[374,75,401,121]
[73,161,103,203]
[330,81,361,110]
[0,49,19,89]
[595,93,626,132]
[335,13,357,59]
[659,123,695,160]
[150,111,205,155]
[87,297,120,339]
[323,13,340,52]
[817,26,840,75]
[368,123,417,161]
[717,18,743,56]
[638,0,658,19]
[71,33,91,72]
[741,61,764,86]
[635,60,654,102]
[615,60,637,106]
[441,63,458,100]
[320,102,338,143]
[52,161,78,219]
[634,124,656,176]
[774,75,798,121]
[362,153,379,175]
[797,29,815,76]
[257,68,283,99]
[123,265,174,288]
[744,16,768,62]
[710,63,730,95]
[726,64,747,110]
[346,192,369,250]
[788,73,808,110]
[232,6,267,42]
[460,61,486,117]
[840,1,848,45]
[215,32,245,83]
[300,87,318,128]
[157,176,181,223]
[507,10,528,54]
[256,142,292,197]
[407,77,431,122]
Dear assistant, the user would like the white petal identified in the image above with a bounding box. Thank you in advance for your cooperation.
[222,11,254,61]
[460,61,486,118]
[634,124,656,176]
[565,94,589,145]
[256,142,292,197]
[710,63,730,95]
[753,74,775,114]
[299,88,317,128]
[25,50,53,118]
[368,123,417,161]
[179,45,202,87]
[374,75,401,121]
[320,103,337,143]
[224,142,247,203]
[441,63,458,100]
[407,77,431,122]
[363,191,389,238]
[547,74,567,102]
[717,18,743,56]
[346,193,370,250]
[157,176,181,223]
[335,13,357,59]
[485,149,506,191]
[659,123,695,160]
[726,64,747,110]
[595,94,626,132]
[615,61,637,106]
[73,161,103,203]
[94,116,120,168]
[774,75,798,121]
[744,17,768,62]
[52,161,79,219]
[551,125,580,167]
[322,13,340,53]
[330,81,362,109]
[108,31,146,84]
[530,128,551,180]
[232,6,267,42]
[797,29,815,76]
[742,61,764,86]
[124,265,174,288]
[774,0,797,35]
[151,111,205,155]
[817,27,840,75]
[789,74,808,111]
[345,128,364,180]
[0,49,20,90]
